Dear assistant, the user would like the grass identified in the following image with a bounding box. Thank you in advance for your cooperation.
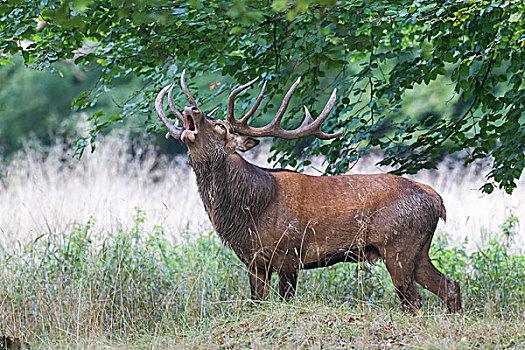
[1,136,525,348]
[1,135,524,248]
[1,209,524,349]
[179,302,523,349]
[0,135,212,248]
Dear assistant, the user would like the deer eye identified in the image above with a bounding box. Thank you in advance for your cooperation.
[215,123,227,135]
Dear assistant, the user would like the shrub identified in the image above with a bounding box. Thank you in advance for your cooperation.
[0,210,523,345]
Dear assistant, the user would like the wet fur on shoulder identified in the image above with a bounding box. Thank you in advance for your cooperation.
[189,150,275,256]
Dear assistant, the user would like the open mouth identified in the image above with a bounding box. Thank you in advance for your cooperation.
[181,113,198,144]
[185,114,197,132]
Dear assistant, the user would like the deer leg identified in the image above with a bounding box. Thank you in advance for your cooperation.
[248,265,272,300]
[415,242,462,312]
[278,270,298,301]
[383,248,422,313]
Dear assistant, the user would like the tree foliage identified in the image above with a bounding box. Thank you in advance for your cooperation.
[0,56,139,155]
[1,0,524,193]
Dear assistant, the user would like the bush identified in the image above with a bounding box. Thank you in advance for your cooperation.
[0,208,248,340]
[431,212,524,314]
[0,209,523,345]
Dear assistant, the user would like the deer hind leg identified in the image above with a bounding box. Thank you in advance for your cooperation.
[278,270,298,301]
[248,265,273,300]
[383,247,422,313]
[415,241,462,312]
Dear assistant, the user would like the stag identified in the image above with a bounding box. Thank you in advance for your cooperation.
[154,71,461,313]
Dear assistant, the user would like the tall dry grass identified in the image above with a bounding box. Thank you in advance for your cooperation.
[0,134,524,248]
[0,135,209,247]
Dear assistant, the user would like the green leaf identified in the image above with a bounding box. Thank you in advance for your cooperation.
[460,64,469,77]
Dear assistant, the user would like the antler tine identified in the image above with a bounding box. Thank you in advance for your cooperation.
[238,80,267,125]
[230,81,343,141]
[167,83,185,125]
[226,76,260,122]
[155,84,183,140]
[303,103,344,139]
[298,88,344,139]
[208,106,220,117]
[303,88,337,130]
[267,77,301,129]
[181,69,198,107]
[303,107,336,138]
[300,106,315,128]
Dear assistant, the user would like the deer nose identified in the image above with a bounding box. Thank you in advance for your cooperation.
[184,105,200,114]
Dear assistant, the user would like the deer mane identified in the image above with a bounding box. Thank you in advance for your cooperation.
[189,151,275,253]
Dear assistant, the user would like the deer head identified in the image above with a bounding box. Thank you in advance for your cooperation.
[155,70,343,160]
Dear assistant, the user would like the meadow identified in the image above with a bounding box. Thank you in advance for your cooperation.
[1,135,524,349]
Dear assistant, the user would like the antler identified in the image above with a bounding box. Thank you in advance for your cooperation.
[156,70,211,139]
[155,84,184,140]
[226,77,343,140]
[180,69,198,107]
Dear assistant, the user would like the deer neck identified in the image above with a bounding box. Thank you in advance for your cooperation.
[188,151,275,250]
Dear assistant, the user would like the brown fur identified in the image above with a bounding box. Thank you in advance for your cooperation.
[176,105,461,313]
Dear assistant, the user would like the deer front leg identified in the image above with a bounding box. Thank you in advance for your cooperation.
[278,270,298,301]
[248,265,272,300]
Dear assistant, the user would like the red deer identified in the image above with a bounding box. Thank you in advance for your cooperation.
[154,71,462,313]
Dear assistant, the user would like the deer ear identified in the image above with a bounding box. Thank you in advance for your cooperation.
[236,136,260,152]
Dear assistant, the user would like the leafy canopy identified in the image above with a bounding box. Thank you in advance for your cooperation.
[1,0,524,193]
